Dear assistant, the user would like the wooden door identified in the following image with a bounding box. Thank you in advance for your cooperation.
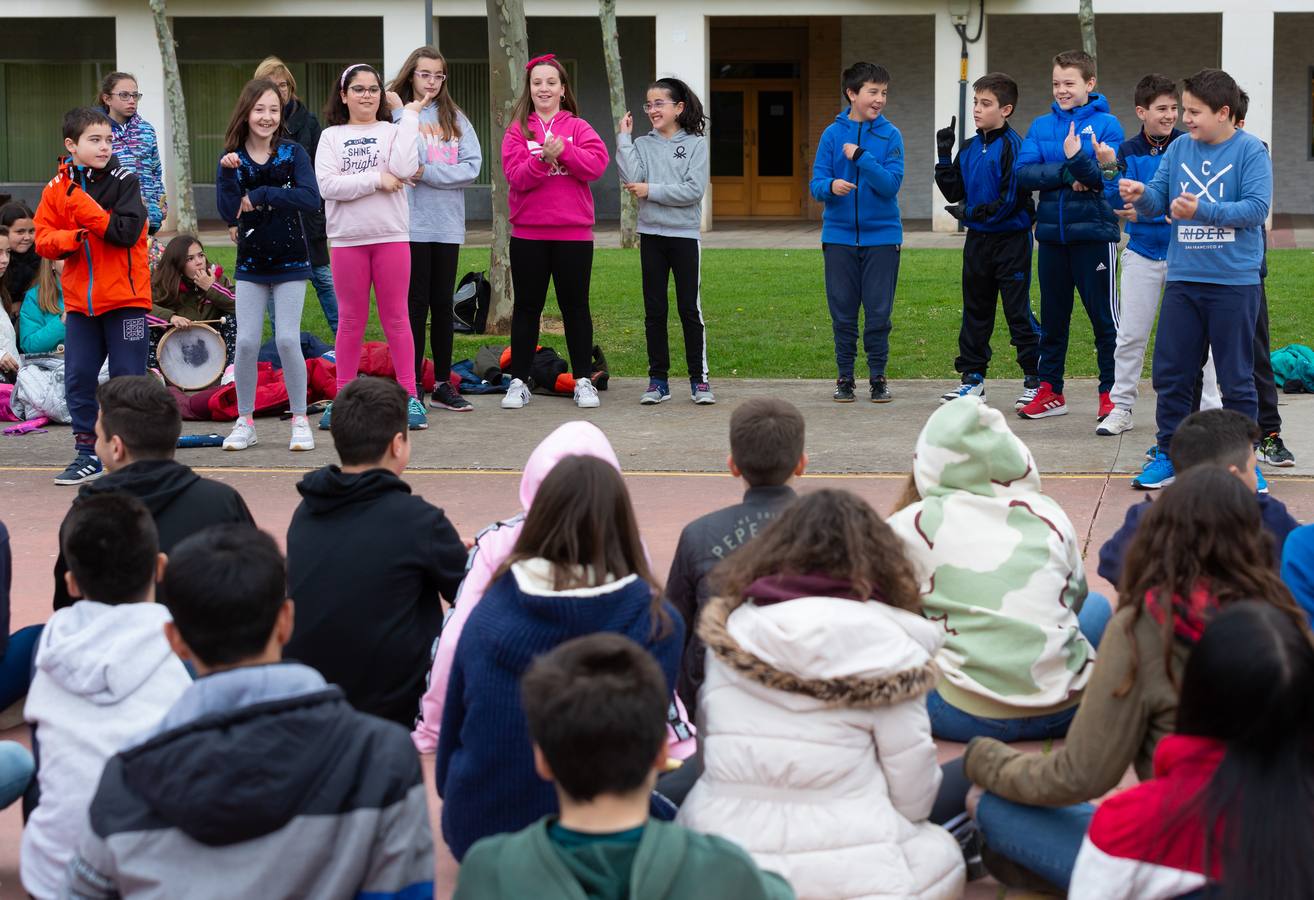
[710,80,803,218]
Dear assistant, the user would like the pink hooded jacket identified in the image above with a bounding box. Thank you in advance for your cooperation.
[413,422,696,758]
[500,110,609,242]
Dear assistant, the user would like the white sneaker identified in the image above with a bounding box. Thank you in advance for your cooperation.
[289,416,315,451]
[501,378,531,410]
[223,418,257,451]
[574,377,600,409]
[1096,407,1134,436]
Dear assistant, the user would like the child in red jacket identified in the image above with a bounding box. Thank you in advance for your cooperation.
[35,107,150,485]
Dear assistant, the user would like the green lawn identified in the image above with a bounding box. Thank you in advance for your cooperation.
[204,246,1314,380]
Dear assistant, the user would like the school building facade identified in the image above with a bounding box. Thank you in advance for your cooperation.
[0,0,1308,231]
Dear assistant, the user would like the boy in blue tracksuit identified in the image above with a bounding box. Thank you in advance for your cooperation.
[934,72,1040,408]
[1014,50,1124,422]
[1120,68,1272,490]
[809,61,904,404]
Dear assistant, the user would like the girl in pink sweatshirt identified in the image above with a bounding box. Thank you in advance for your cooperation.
[499,54,609,412]
[315,63,431,430]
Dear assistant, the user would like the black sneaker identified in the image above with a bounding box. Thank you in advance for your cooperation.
[430,381,473,412]
[870,377,892,403]
[833,376,856,402]
[1260,432,1296,467]
[54,452,104,486]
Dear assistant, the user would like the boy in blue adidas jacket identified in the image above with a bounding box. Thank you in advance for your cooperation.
[1014,49,1124,422]
[934,72,1040,408]
[809,61,904,404]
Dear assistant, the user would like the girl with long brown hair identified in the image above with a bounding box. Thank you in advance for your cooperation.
[387,47,481,412]
[499,54,609,412]
[678,488,966,898]
[435,454,682,861]
[962,466,1305,893]
[95,72,165,233]
[216,77,320,453]
[148,234,237,367]
[18,258,65,354]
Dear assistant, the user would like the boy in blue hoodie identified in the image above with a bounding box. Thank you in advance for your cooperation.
[1015,50,1124,422]
[809,61,904,403]
[1119,69,1272,489]
[934,72,1040,407]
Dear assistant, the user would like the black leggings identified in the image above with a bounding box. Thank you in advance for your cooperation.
[509,237,594,380]
[408,241,461,390]
[641,234,706,382]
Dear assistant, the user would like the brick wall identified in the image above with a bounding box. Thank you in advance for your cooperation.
[807,17,842,220]
[840,15,936,220]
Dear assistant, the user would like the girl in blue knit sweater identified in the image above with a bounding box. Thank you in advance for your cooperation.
[435,454,684,860]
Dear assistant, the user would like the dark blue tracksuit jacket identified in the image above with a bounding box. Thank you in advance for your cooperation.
[1117,128,1184,261]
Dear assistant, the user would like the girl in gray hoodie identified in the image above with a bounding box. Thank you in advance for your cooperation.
[617,78,712,406]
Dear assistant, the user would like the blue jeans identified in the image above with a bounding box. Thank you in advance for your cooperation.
[0,741,34,810]
[0,624,42,710]
[268,265,339,336]
[928,592,1113,742]
[976,792,1095,891]
[822,243,899,379]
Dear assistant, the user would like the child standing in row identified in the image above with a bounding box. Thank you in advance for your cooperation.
[934,72,1040,407]
[617,77,713,406]
[217,78,320,453]
[96,72,166,235]
[317,63,429,431]
[35,107,151,486]
[1015,50,1124,422]
[810,62,904,405]
[389,46,482,413]
[500,54,610,411]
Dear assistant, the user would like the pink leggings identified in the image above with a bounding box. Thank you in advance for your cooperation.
[331,242,416,396]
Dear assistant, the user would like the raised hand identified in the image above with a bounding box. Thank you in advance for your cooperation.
[842,142,860,160]
[219,152,241,169]
[1092,134,1117,165]
[403,89,436,114]
[386,91,404,112]
[1063,122,1081,159]
[541,135,566,162]
[193,265,216,292]
[1118,178,1145,204]
[831,179,857,197]
[1170,191,1199,220]
[619,112,633,135]
[936,116,957,158]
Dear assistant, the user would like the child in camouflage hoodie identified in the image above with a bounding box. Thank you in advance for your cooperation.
[887,396,1110,742]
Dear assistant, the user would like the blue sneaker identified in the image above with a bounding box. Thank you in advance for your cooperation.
[1145,445,1159,462]
[640,380,670,405]
[407,396,428,430]
[54,452,104,486]
[318,402,333,431]
[691,381,716,405]
[940,376,985,404]
[1256,465,1269,495]
[1133,456,1175,490]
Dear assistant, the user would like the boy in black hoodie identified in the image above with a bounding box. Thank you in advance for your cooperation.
[286,376,466,727]
[51,376,253,609]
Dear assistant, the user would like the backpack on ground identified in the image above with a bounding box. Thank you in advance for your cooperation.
[452,272,491,334]
[1272,344,1314,393]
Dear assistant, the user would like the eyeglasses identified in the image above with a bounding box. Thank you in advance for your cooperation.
[113,91,143,101]
[348,85,382,96]
[416,72,447,82]
[643,101,673,112]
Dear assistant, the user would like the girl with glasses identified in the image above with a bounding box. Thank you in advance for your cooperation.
[316,63,432,431]
[96,72,166,235]
[387,46,481,413]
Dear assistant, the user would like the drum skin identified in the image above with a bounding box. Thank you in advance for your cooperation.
[156,323,227,390]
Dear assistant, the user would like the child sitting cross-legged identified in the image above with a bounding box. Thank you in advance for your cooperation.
[65,524,435,899]
[677,489,966,899]
[454,633,794,899]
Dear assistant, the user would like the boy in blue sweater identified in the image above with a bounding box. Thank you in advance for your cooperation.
[1014,50,1124,422]
[934,72,1040,407]
[1098,74,1184,439]
[809,61,904,403]
[1120,68,1272,489]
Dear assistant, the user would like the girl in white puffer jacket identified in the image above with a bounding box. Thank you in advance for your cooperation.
[678,489,965,900]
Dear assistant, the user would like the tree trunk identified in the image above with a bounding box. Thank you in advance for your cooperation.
[485,0,528,333]
[1078,0,1097,61]
[147,0,196,234]
[599,0,638,249]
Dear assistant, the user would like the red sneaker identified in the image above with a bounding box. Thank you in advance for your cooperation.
[1097,391,1114,421]
[1018,382,1068,419]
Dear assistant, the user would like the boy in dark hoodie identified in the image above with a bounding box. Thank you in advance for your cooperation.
[454,633,793,900]
[51,376,254,610]
[65,524,434,899]
[285,376,465,727]
[1098,408,1296,586]
[1014,50,1124,423]
[809,61,905,404]
[34,107,151,486]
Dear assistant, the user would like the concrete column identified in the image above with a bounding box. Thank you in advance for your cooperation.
[381,1,431,80]
[1221,9,1273,147]
[932,8,987,233]
[655,7,711,230]
[114,5,173,230]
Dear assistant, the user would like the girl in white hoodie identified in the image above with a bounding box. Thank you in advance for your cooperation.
[678,489,966,900]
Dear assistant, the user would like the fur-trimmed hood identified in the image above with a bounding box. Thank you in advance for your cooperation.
[698,591,942,709]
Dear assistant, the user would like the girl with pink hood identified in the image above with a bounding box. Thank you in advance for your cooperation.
[499,55,609,412]
[412,421,695,758]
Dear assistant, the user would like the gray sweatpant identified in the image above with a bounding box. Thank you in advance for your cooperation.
[235,280,307,417]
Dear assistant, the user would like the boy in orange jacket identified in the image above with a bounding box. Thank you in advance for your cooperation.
[35,107,151,485]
